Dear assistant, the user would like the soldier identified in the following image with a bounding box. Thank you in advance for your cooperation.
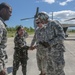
[30,12,50,75]
[12,26,29,75]
[0,2,12,75]
[30,12,65,75]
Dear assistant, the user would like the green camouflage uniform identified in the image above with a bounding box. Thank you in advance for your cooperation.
[31,20,65,75]
[13,31,28,75]
[0,17,8,75]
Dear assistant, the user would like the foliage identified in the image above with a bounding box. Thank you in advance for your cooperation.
[68,30,75,33]
[7,25,34,37]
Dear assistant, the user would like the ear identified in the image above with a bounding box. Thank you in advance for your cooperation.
[3,8,7,12]
[0,8,7,13]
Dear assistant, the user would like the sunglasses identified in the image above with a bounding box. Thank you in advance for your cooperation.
[36,22,41,24]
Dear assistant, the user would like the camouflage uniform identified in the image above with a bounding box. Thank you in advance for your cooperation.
[31,26,49,73]
[45,20,65,75]
[31,20,65,75]
[13,31,28,75]
[0,17,8,75]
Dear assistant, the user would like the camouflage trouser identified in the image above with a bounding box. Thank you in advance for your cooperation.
[0,48,8,75]
[46,49,65,75]
[13,51,27,75]
[36,47,48,74]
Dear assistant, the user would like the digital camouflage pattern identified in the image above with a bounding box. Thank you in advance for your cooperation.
[13,31,28,75]
[31,20,65,75]
[0,17,8,75]
[46,20,65,75]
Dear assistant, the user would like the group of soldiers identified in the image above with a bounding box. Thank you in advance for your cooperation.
[0,2,65,75]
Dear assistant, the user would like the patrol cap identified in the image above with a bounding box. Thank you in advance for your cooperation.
[37,12,49,22]
[0,2,11,10]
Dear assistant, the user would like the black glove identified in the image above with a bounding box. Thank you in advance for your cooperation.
[39,41,50,48]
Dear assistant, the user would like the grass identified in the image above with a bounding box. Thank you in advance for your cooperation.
[7,31,16,37]
[7,31,34,37]
[7,30,75,37]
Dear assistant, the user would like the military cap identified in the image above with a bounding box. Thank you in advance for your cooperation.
[37,12,49,21]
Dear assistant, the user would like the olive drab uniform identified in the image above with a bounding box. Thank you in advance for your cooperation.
[0,17,8,75]
[31,20,65,75]
[13,31,28,75]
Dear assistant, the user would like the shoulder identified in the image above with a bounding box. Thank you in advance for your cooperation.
[50,20,62,29]
[0,20,6,30]
[50,20,59,25]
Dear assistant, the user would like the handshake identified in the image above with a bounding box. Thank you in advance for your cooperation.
[29,41,50,50]
[39,41,50,48]
[29,46,36,50]
[23,46,36,50]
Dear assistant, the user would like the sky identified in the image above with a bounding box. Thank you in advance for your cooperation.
[0,0,75,28]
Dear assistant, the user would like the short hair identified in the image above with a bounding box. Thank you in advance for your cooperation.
[16,25,23,31]
[0,2,11,10]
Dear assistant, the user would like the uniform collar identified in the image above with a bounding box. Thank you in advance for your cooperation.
[0,17,7,27]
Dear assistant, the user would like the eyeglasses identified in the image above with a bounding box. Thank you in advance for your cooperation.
[36,22,41,24]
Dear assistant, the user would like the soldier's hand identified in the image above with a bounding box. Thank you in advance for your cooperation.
[39,41,50,48]
[29,46,36,50]
[39,41,44,45]
[21,45,29,50]
[24,46,29,50]
[43,41,50,48]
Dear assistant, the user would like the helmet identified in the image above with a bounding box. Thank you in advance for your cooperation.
[37,12,49,22]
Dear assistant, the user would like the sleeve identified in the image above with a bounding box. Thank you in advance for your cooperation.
[24,31,28,38]
[0,60,3,72]
[0,27,3,44]
[48,21,65,47]
[0,64,3,72]
[30,32,36,46]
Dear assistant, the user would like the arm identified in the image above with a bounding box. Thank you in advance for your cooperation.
[0,60,6,75]
[14,36,24,48]
[0,63,3,72]
[29,33,37,50]
[0,20,4,44]
[48,21,65,47]
[30,32,36,47]
[0,28,3,44]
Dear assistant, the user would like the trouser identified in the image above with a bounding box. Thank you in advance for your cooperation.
[36,48,48,74]
[46,50,65,75]
[0,48,8,75]
[13,54,27,75]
